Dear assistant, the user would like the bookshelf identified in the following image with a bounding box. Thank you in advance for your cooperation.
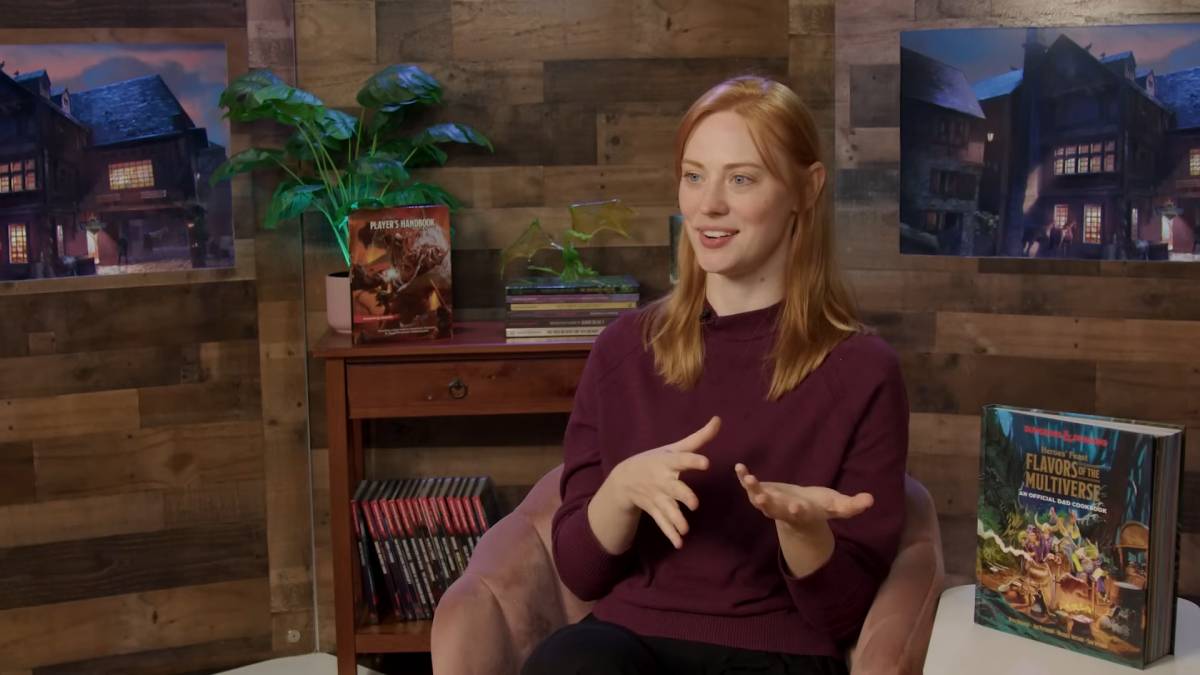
[314,323,591,675]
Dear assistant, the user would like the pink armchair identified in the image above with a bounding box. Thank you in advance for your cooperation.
[431,466,944,675]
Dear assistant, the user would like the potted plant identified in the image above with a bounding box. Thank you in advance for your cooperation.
[211,65,492,332]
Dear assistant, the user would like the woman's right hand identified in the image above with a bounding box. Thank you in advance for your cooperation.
[591,416,720,550]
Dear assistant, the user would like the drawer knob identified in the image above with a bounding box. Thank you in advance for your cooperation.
[448,377,469,399]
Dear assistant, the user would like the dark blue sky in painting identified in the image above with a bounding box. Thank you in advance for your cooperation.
[0,43,229,149]
[902,23,1200,85]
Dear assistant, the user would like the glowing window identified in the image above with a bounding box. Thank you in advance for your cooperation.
[0,157,35,192]
[1054,204,1069,229]
[1084,204,1102,244]
[1190,149,1200,176]
[108,159,155,190]
[8,224,27,263]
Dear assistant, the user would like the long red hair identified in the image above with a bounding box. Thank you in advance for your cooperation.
[640,76,863,401]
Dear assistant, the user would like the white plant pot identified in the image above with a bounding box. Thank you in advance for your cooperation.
[325,271,352,334]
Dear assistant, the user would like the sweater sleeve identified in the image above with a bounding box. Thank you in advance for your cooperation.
[780,342,909,646]
[550,329,634,601]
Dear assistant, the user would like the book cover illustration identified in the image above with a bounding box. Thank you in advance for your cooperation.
[349,205,452,344]
[974,405,1172,667]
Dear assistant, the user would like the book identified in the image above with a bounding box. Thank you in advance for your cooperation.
[349,205,453,344]
[505,317,613,329]
[974,404,1185,668]
[507,293,639,304]
[503,335,596,344]
[505,326,605,338]
[505,274,639,296]
[508,301,636,312]
[350,482,382,623]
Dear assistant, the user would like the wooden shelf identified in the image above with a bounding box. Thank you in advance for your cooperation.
[317,323,594,674]
[355,619,432,653]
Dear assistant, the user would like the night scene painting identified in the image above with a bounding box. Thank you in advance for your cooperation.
[901,24,1200,261]
[0,43,233,282]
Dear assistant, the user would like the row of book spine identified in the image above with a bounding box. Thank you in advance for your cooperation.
[504,275,641,342]
[352,475,500,623]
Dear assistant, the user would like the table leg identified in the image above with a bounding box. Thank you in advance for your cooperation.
[326,359,357,675]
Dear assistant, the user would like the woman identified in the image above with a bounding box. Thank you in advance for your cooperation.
[523,76,909,675]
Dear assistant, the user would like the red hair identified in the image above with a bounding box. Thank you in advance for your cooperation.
[641,76,863,401]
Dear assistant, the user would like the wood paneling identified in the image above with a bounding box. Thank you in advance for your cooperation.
[0,1,306,671]
[0,1,247,28]
[250,0,316,654]
[0,493,162,550]
[0,390,141,444]
[836,0,1200,606]
[0,578,269,670]
[545,58,789,105]
[448,0,790,61]
[0,346,198,400]
[597,102,689,166]
[34,421,264,500]
[0,522,267,610]
[0,443,35,507]
[0,281,259,358]
[32,634,274,675]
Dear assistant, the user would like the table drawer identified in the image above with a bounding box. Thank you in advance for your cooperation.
[345,357,587,418]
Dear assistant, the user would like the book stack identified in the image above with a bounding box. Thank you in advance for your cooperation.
[974,404,1184,668]
[504,274,640,343]
[352,475,501,623]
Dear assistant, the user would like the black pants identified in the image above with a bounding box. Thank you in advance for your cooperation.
[521,615,848,675]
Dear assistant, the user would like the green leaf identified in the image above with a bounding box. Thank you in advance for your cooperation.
[264,181,324,229]
[210,148,286,185]
[317,109,357,141]
[356,65,441,112]
[219,69,287,121]
[379,184,461,209]
[347,197,387,212]
[418,123,494,151]
[367,108,405,137]
[261,85,325,124]
[284,132,317,162]
[409,144,449,168]
[387,182,461,209]
[350,154,410,183]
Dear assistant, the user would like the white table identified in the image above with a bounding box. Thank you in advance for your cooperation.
[925,585,1200,673]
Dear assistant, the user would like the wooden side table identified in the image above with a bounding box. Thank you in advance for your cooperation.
[925,585,1200,674]
[314,322,591,675]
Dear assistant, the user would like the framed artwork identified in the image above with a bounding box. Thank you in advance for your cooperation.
[901,24,1200,261]
[0,42,232,281]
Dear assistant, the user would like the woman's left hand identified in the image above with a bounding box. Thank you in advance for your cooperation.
[734,463,874,532]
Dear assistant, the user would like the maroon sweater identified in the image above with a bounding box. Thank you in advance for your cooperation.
[551,301,909,657]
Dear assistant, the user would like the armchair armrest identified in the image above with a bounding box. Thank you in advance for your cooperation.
[849,475,945,675]
[432,466,592,675]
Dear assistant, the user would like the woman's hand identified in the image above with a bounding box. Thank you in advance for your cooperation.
[591,416,720,550]
[734,463,874,576]
[734,463,874,528]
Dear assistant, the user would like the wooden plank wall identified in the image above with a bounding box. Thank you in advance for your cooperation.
[835,0,1200,604]
[0,1,316,672]
[296,0,831,649]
